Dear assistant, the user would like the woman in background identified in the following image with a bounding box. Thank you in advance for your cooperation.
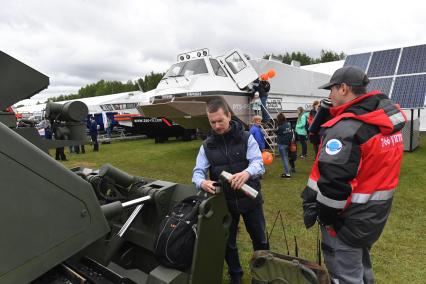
[276,113,293,178]
[295,107,309,158]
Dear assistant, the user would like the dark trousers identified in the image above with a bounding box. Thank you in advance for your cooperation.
[288,150,297,171]
[55,147,66,161]
[225,205,269,279]
[74,145,85,154]
[312,143,319,157]
[297,134,307,156]
[91,135,99,151]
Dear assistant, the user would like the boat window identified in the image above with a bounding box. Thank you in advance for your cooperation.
[209,59,228,77]
[225,52,247,74]
[163,59,208,79]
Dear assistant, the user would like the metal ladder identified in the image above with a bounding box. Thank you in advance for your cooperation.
[250,99,278,156]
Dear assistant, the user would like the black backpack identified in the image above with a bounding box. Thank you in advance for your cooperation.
[154,195,204,270]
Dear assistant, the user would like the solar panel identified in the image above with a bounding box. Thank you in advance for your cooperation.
[391,75,426,108]
[367,48,400,77]
[347,45,426,108]
[397,44,426,74]
[344,53,370,71]
[367,78,393,95]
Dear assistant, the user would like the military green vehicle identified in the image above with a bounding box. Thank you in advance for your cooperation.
[0,51,230,284]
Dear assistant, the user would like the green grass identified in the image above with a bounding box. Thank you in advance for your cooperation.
[61,135,426,284]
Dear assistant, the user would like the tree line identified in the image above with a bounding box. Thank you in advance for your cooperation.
[263,49,345,66]
[49,49,344,102]
[49,72,164,102]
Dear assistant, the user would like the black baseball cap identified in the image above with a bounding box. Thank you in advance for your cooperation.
[318,66,370,90]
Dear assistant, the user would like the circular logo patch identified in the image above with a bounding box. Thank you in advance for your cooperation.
[325,139,342,155]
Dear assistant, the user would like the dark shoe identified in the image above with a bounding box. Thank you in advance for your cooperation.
[291,168,296,173]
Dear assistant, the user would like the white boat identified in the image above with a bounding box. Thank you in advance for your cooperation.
[138,48,331,131]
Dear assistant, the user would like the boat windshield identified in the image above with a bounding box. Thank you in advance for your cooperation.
[163,59,208,79]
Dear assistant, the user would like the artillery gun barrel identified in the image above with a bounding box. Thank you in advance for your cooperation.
[99,163,136,187]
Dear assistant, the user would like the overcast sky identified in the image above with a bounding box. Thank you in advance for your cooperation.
[2,0,426,101]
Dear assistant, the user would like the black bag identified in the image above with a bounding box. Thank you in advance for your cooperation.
[154,195,204,270]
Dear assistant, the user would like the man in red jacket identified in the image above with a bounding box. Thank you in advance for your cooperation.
[301,66,406,284]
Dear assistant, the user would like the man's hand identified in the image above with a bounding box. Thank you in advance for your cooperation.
[317,203,340,226]
[229,171,250,190]
[201,180,217,194]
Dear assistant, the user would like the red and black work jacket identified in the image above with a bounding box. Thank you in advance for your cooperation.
[302,91,406,247]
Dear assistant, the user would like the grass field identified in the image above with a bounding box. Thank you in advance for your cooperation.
[61,134,426,284]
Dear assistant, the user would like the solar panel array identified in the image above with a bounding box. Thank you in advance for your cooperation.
[344,44,426,108]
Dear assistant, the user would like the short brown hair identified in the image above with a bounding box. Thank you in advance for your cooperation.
[349,85,367,95]
[313,100,320,107]
[206,99,230,115]
[277,112,286,125]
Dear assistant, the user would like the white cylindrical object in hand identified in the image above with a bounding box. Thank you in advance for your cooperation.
[219,171,258,199]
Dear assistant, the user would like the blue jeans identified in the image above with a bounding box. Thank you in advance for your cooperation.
[260,96,270,121]
[278,144,290,175]
[225,205,269,279]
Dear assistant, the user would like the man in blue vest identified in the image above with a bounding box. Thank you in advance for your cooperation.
[192,99,268,284]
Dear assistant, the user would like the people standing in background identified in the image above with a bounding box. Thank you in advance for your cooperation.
[74,144,85,154]
[308,101,321,156]
[89,116,99,152]
[44,121,52,140]
[102,112,112,138]
[55,146,67,161]
[106,116,113,138]
[69,145,75,154]
[276,113,293,178]
[53,132,67,161]
[295,107,308,158]
[249,115,266,151]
